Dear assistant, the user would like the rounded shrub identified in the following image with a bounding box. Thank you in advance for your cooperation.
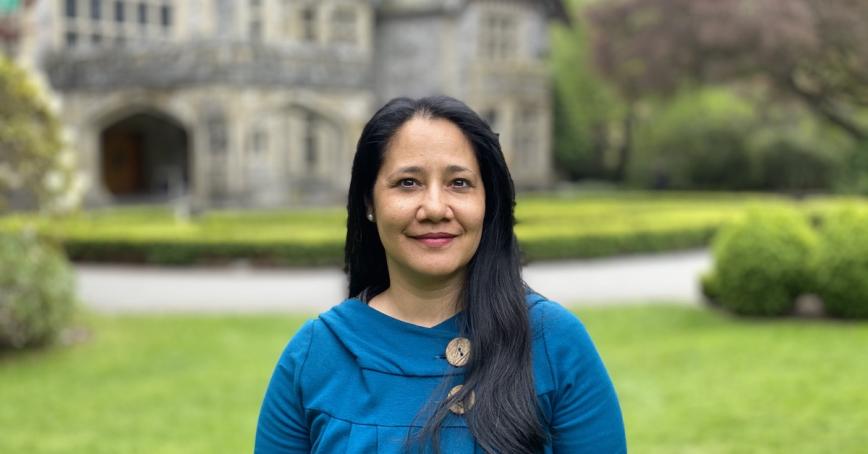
[699,271,720,306]
[813,208,868,318]
[708,207,817,316]
[630,87,758,190]
[0,231,77,349]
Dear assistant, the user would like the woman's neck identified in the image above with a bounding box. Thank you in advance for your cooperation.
[369,269,464,328]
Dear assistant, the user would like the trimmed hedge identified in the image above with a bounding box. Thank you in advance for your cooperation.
[706,207,817,316]
[0,193,862,267]
[813,208,868,318]
[63,238,344,267]
[0,232,77,349]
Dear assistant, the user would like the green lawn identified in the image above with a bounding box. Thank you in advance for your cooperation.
[1,306,866,453]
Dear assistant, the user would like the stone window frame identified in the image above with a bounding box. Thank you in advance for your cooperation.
[207,114,229,156]
[58,0,176,49]
[482,107,499,132]
[512,103,540,169]
[278,0,322,44]
[303,111,318,170]
[300,4,317,42]
[245,122,271,191]
[248,0,264,42]
[248,126,269,158]
[328,4,358,46]
[478,7,521,60]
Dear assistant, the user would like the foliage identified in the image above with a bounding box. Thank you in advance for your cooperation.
[0,231,77,349]
[698,270,719,305]
[0,56,81,214]
[550,8,624,181]
[2,192,834,265]
[707,207,817,316]
[586,0,868,142]
[2,192,865,266]
[630,88,758,190]
[834,139,868,195]
[812,207,868,318]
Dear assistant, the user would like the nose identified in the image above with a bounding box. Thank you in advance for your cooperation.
[417,186,453,222]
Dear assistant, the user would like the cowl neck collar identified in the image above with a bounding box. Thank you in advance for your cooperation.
[318,298,465,377]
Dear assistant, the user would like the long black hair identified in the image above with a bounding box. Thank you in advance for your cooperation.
[344,96,547,453]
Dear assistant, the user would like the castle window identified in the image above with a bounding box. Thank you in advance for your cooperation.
[64,0,77,18]
[160,3,172,28]
[137,2,147,25]
[249,0,263,41]
[91,32,102,44]
[482,108,499,131]
[513,105,539,167]
[301,7,317,42]
[250,128,268,155]
[480,11,517,60]
[114,1,124,22]
[65,31,78,47]
[304,112,317,168]
[330,7,357,45]
[208,115,228,155]
[90,0,102,20]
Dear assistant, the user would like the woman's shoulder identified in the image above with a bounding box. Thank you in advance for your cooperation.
[526,292,588,339]
[525,293,602,375]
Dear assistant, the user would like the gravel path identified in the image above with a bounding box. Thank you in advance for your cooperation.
[74,249,712,314]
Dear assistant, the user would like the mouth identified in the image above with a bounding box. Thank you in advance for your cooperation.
[410,232,458,248]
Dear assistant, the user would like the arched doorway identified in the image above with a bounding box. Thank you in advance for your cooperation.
[100,112,190,200]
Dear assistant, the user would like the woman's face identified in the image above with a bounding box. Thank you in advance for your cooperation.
[370,116,486,283]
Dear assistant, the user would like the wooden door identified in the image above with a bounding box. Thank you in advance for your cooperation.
[102,130,143,195]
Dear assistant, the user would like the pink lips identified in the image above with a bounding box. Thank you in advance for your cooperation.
[412,233,457,247]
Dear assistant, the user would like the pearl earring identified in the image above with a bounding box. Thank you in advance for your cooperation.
[366,212,374,222]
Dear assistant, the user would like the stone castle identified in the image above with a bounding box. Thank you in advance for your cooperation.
[8,0,567,208]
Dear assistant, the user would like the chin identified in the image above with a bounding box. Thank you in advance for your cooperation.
[408,260,466,280]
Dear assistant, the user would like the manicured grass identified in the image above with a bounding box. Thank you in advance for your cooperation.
[4,191,866,265]
[580,305,868,453]
[1,306,866,453]
[0,313,309,454]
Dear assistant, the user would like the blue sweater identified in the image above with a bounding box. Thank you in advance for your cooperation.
[255,294,627,453]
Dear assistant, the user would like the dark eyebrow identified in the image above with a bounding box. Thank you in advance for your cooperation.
[446,165,473,174]
[390,165,474,176]
[394,166,423,175]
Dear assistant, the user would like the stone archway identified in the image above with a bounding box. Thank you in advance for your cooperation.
[99,111,190,200]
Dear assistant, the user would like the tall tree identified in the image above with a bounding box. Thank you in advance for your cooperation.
[0,56,79,213]
[586,0,868,142]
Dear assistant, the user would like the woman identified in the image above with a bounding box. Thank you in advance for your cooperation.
[255,96,626,453]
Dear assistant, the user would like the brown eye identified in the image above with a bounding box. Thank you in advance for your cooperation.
[399,178,418,188]
[452,178,471,188]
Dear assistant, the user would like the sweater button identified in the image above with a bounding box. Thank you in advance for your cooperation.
[445,337,471,367]
[447,384,476,415]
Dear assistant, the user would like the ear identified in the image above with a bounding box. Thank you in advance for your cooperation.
[364,196,374,218]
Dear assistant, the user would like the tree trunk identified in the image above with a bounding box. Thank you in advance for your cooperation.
[613,103,635,182]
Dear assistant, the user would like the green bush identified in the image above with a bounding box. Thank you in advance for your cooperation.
[3,193,863,267]
[812,208,868,318]
[699,271,720,305]
[1,55,80,213]
[0,232,77,349]
[630,88,758,190]
[748,115,847,193]
[708,207,817,316]
[755,139,836,192]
